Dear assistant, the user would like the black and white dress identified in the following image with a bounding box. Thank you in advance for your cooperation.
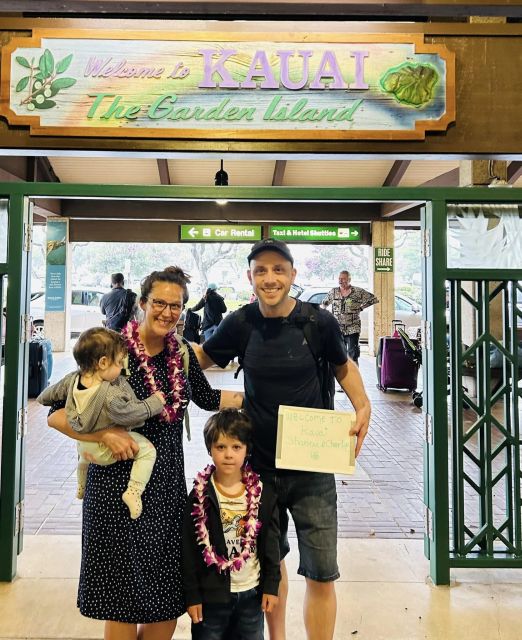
[76,341,220,623]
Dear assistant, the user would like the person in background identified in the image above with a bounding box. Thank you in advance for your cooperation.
[47,266,243,640]
[100,272,127,330]
[182,408,280,640]
[322,270,379,366]
[189,283,227,341]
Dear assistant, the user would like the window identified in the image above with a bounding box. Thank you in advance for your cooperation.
[87,292,102,307]
[395,296,412,312]
[71,291,83,305]
[308,293,326,305]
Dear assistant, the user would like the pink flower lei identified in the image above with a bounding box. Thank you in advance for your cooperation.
[192,463,263,573]
[122,320,188,424]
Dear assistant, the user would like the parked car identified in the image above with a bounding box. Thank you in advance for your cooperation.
[30,289,105,337]
[291,285,422,341]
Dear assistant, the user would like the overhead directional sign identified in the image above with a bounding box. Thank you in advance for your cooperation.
[269,225,361,242]
[180,224,262,242]
[374,247,394,272]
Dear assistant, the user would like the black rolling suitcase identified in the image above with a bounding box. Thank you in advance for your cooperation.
[28,338,51,397]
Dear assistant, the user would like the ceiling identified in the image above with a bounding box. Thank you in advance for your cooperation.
[45,157,522,189]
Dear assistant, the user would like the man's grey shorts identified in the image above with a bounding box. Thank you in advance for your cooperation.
[261,471,339,582]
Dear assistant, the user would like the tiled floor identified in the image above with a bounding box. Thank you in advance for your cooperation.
[23,349,427,539]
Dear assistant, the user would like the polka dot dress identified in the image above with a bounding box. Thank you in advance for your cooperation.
[77,342,220,623]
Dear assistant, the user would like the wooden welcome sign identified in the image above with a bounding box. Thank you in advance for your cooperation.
[0,30,455,140]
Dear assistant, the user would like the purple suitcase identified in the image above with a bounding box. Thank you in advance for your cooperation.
[377,336,418,392]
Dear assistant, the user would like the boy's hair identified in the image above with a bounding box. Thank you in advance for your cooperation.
[73,327,127,374]
[203,409,253,455]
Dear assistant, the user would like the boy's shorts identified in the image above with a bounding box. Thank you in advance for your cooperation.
[261,471,339,582]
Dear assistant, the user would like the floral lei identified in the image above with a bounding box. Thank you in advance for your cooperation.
[192,463,263,573]
[122,320,188,424]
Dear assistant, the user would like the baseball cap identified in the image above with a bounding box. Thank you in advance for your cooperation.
[207,282,218,290]
[247,238,294,265]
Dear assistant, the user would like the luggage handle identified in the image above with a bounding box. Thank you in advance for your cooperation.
[392,319,406,338]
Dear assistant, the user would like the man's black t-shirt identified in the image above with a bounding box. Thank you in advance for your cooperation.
[203,300,347,472]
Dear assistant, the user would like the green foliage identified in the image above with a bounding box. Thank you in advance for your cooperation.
[15,56,31,68]
[380,63,439,107]
[56,53,73,74]
[39,49,54,77]
[15,49,76,112]
[15,76,30,92]
[51,77,76,91]
[34,100,56,110]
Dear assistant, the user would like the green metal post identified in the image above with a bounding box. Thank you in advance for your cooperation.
[0,194,30,581]
[424,199,451,585]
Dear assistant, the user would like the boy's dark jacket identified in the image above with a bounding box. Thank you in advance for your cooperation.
[182,477,281,606]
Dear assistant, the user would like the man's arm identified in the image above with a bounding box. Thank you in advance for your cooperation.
[321,289,334,308]
[191,342,217,370]
[361,289,379,309]
[334,360,371,457]
[219,390,244,409]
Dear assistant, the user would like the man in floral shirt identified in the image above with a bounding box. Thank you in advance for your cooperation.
[322,270,379,365]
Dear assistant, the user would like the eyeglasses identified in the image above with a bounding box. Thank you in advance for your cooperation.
[147,298,183,314]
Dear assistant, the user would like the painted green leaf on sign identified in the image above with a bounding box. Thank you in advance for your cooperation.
[380,63,439,107]
[15,76,30,92]
[38,49,54,78]
[51,77,76,92]
[34,99,56,110]
[56,54,73,74]
[15,56,31,69]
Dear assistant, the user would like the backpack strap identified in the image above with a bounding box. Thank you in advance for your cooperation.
[294,302,335,410]
[172,333,191,440]
[233,302,258,379]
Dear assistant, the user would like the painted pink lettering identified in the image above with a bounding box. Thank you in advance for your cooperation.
[241,50,278,89]
[198,49,239,88]
[309,51,347,89]
[349,51,369,89]
[278,50,313,90]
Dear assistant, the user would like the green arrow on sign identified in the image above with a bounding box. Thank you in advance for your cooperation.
[269,225,362,242]
[180,224,262,242]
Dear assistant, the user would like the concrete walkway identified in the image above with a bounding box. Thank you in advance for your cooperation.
[2,535,522,639]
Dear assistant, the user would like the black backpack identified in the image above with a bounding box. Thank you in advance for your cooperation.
[183,309,202,343]
[122,289,137,324]
[233,301,335,410]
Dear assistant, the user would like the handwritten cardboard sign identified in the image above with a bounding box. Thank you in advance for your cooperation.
[276,405,356,474]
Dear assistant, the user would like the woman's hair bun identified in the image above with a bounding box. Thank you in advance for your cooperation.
[164,266,191,283]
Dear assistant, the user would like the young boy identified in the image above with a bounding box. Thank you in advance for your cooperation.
[37,326,165,519]
[182,409,280,640]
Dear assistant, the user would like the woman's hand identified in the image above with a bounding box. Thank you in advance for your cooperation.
[219,390,244,409]
[100,428,140,461]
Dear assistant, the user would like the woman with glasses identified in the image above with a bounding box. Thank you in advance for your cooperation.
[48,266,243,640]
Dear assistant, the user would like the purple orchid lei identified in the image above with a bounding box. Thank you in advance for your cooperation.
[122,320,187,424]
[191,463,263,573]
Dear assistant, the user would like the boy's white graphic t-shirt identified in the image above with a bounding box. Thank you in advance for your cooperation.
[212,477,261,593]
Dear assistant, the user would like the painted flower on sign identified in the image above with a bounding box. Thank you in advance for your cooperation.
[380,63,439,107]
[15,49,76,111]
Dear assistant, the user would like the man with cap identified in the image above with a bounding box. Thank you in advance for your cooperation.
[192,238,371,640]
[188,282,227,341]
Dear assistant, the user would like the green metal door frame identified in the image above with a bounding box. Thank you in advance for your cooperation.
[1,182,521,583]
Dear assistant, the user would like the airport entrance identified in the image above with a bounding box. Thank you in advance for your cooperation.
[1,183,521,586]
